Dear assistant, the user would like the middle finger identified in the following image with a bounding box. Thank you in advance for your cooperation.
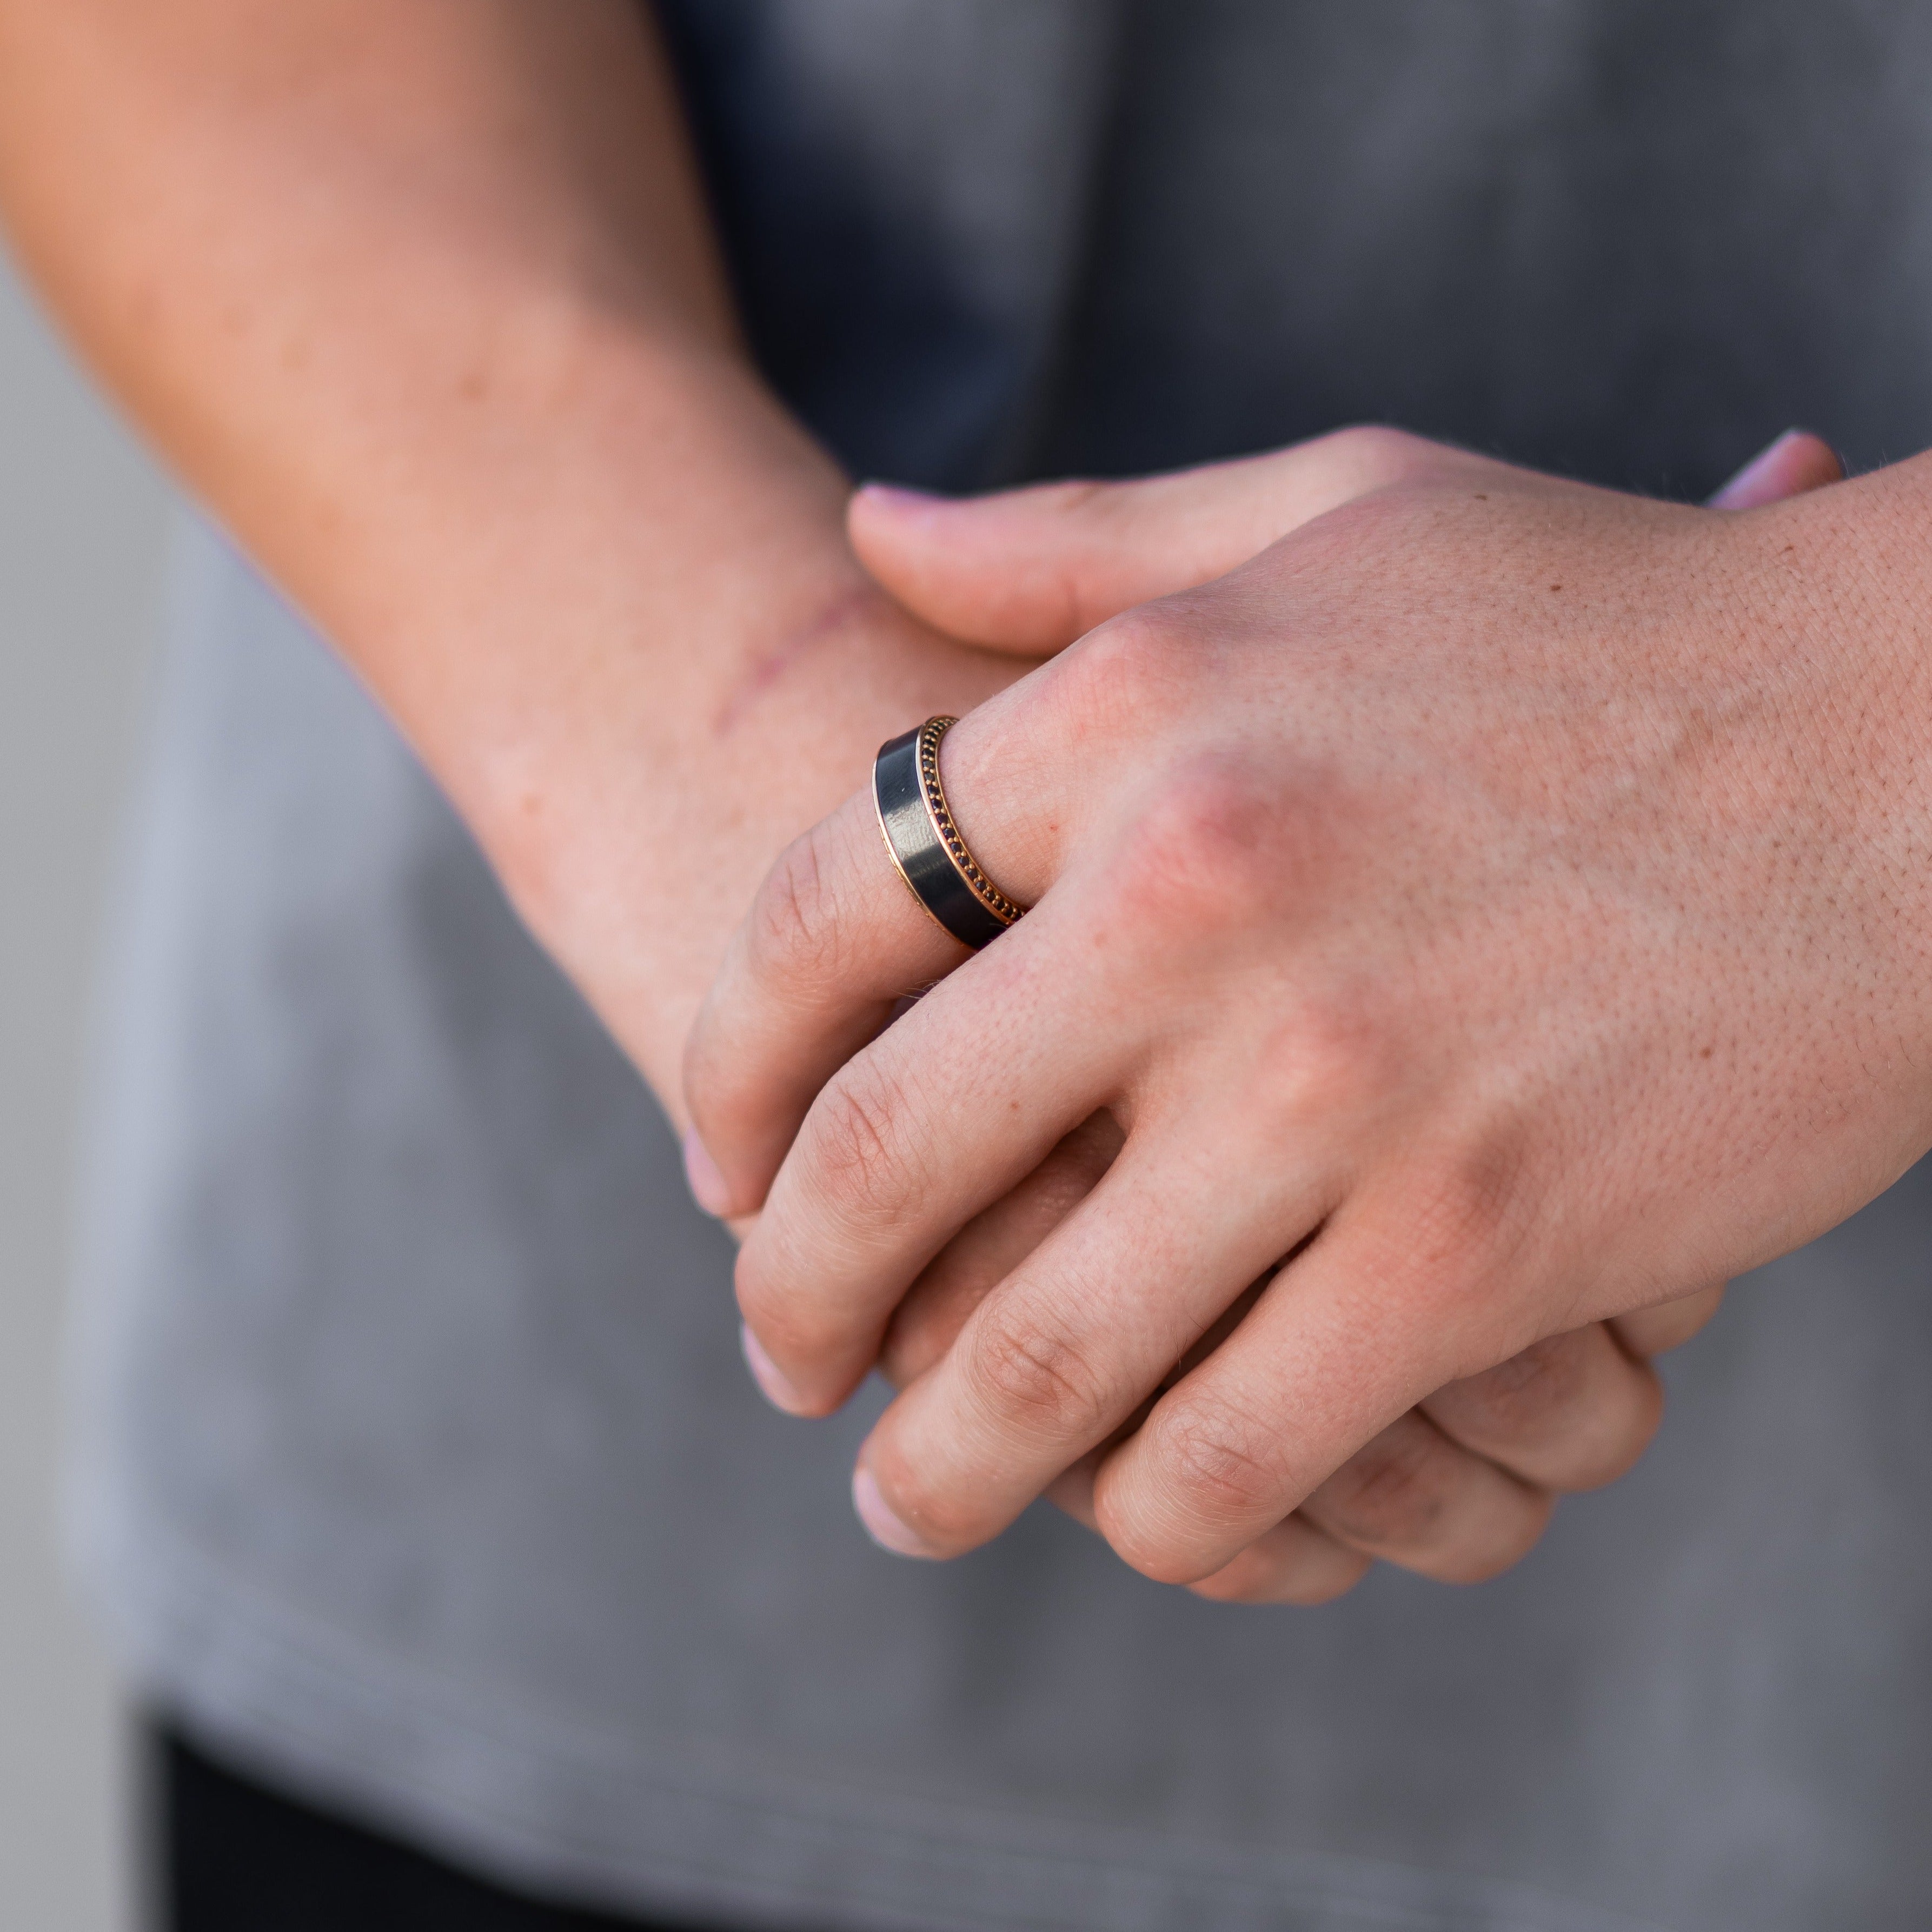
[852,1123,1339,1559]
[879,1111,1125,1389]
[735,887,1139,1414]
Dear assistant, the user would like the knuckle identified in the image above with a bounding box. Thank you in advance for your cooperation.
[1243,985,1398,1138]
[807,1056,924,1223]
[1051,603,1186,731]
[1313,423,1478,502]
[1143,1396,1290,1534]
[1316,422,1428,483]
[961,1302,1111,1444]
[749,820,848,985]
[1099,754,1374,990]
[1111,759,1277,938]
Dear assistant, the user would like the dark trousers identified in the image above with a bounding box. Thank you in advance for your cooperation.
[147,1719,744,1932]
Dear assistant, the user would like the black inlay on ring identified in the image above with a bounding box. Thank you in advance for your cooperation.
[873,727,1010,950]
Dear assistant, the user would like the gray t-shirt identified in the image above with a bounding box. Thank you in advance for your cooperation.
[71,5,1932,1928]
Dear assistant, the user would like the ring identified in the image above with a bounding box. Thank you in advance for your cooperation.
[873,716,1028,950]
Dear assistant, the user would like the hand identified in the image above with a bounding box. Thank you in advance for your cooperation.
[685,422,1900,1588]
[784,429,1823,1603]
[875,1108,1725,1602]
[824,435,1834,1602]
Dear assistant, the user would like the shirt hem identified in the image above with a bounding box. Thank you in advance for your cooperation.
[71,1490,1674,1932]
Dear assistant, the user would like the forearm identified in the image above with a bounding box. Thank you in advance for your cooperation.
[0,0,1012,1098]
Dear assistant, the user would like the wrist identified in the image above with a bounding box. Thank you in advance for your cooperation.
[474,564,1024,1107]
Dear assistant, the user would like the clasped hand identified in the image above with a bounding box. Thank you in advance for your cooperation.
[685,426,1900,1604]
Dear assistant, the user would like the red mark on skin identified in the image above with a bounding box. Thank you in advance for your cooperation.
[713,581,886,735]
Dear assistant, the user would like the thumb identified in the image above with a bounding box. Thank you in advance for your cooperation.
[856,426,1846,655]
[848,426,1456,654]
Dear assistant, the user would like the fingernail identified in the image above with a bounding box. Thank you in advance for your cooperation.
[739,1323,810,1416]
[682,1126,732,1217]
[1708,429,1804,509]
[852,1462,938,1559]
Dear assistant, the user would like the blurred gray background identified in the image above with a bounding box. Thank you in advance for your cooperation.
[1,241,172,1929]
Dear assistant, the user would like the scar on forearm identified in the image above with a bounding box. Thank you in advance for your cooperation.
[712,579,888,736]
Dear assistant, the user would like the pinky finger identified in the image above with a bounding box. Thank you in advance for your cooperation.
[1187,1515,1371,1607]
[1611,1282,1727,1359]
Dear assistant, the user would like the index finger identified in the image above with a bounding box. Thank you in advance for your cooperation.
[681,780,967,1218]
[684,635,1081,1220]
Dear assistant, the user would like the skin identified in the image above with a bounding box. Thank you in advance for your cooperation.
[0,0,1834,1604]
[761,430,1835,1602]
[681,422,1921,1590]
[0,0,1023,1102]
